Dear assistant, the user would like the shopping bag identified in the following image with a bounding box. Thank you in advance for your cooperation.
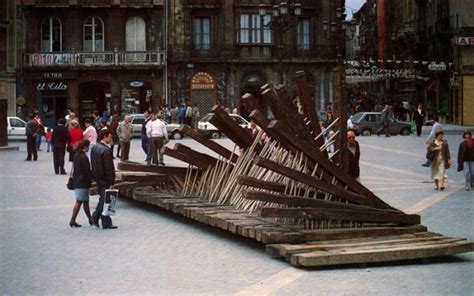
[102,189,119,216]
[410,122,416,133]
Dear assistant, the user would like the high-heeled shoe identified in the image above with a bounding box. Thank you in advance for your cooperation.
[69,222,81,228]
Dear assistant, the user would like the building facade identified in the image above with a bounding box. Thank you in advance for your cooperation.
[167,0,344,117]
[16,0,166,127]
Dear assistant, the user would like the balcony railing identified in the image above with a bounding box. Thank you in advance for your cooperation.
[23,0,163,6]
[170,44,336,61]
[25,50,166,67]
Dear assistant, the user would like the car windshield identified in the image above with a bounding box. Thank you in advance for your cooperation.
[351,112,365,123]
[200,114,213,122]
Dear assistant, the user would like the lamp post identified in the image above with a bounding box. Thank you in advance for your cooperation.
[259,2,301,84]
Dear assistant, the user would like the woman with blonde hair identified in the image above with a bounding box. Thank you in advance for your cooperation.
[427,130,451,190]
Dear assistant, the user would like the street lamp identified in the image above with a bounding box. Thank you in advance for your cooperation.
[259,1,301,84]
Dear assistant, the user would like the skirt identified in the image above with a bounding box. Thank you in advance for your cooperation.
[431,152,446,181]
[74,188,90,202]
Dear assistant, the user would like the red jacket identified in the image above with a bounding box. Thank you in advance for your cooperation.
[69,127,83,148]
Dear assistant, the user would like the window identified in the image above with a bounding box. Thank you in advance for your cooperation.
[239,14,272,44]
[10,118,26,128]
[297,19,310,50]
[194,17,211,50]
[126,17,146,51]
[84,17,104,52]
[41,17,62,52]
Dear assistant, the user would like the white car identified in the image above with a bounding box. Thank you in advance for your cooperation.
[7,116,28,140]
[197,113,249,139]
[127,113,184,139]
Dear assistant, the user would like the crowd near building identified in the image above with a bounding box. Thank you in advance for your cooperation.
[0,0,473,132]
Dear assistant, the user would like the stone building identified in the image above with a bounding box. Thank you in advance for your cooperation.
[167,0,344,118]
[16,0,166,127]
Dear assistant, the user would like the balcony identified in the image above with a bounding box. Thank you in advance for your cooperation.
[22,0,163,6]
[24,50,166,68]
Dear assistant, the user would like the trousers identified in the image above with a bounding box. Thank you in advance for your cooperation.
[92,182,113,228]
[53,146,66,174]
[151,136,164,164]
[26,134,38,160]
[463,161,473,188]
[120,141,130,161]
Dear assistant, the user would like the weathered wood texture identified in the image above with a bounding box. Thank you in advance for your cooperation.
[117,161,192,177]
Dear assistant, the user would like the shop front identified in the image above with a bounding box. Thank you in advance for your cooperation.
[78,81,111,119]
[190,72,216,117]
[121,80,153,115]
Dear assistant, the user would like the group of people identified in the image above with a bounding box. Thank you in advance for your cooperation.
[141,110,169,165]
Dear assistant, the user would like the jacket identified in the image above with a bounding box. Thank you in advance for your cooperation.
[51,125,70,148]
[117,121,133,142]
[412,109,425,125]
[73,151,93,188]
[457,140,474,171]
[26,120,37,136]
[91,142,115,186]
[427,139,451,169]
[347,141,361,178]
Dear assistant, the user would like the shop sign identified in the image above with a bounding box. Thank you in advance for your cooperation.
[428,63,446,71]
[454,37,474,46]
[129,81,144,87]
[36,82,67,91]
[29,72,76,80]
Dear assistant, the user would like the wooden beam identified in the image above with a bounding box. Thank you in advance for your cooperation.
[241,93,262,113]
[294,71,323,140]
[260,207,420,225]
[237,176,287,193]
[179,125,238,163]
[121,174,169,183]
[117,162,191,177]
[174,143,219,167]
[163,147,210,170]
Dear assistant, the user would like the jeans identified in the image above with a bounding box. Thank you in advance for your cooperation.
[464,161,473,188]
[92,182,113,228]
[36,133,42,149]
[47,140,52,152]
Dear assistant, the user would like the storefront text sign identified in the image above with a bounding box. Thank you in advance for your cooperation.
[428,63,447,71]
[129,81,144,87]
[36,82,67,91]
[454,37,474,46]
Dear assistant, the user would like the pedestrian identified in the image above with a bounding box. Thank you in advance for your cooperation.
[376,104,391,137]
[427,131,451,190]
[68,120,83,162]
[185,104,193,126]
[457,130,474,191]
[91,130,117,229]
[92,110,103,131]
[69,140,94,228]
[192,103,200,129]
[170,105,179,123]
[45,128,53,152]
[65,110,76,130]
[25,114,38,161]
[52,118,69,174]
[146,113,168,165]
[141,110,152,163]
[82,119,97,159]
[108,114,119,159]
[116,115,133,161]
[422,115,443,167]
[412,104,425,137]
[347,130,361,181]
[33,113,45,151]
[178,104,186,124]
[102,108,110,123]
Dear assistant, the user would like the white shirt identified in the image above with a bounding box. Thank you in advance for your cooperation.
[83,125,97,145]
[146,119,168,139]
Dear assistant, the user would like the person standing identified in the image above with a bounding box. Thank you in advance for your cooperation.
[69,140,94,228]
[377,104,391,137]
[412,104,425,137]
[170,105,179,123]
[422,115,443,167]
[116,115,133,161]
[146,113,168,165]
[45,128,53,152]
[82,119,97,159]
[91,130,117,229]
[52,118,69,174]
[192,103,200,129]
[427,131,451,190]
[25,114,38,161]
[33,113,45,151]
[457,131,474,191]
[108,114,119,158]
[141,110,152,163]
[178,104,186,124]
[347,131,361,181]
[92,110,103,131]
[185,104,193,126]
[68,120,83,162]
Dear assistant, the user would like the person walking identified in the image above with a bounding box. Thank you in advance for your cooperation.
[422,115,443,167]
[347,130,361,181]
[116,115,133,161]
[68,120,83,162]
[69,140,94,228]
[83,119,97,159]
[141,110,152,163]
[92,110,103,131]
[377,104,391,137]
[427,131,451,190]
[412,104,425,137]
[457,131,474,191]
[146,113,168,165]
[192,103,200,129]
[91,130,117,229]
[52,118,69,174]
[25,114,38,161]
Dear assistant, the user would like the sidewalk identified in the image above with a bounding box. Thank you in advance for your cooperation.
[423,123,473,134]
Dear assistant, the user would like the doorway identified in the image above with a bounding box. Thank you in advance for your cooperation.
[79,82,110,119]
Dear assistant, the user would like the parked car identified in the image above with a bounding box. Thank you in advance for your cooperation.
[197,113,249,139]
[7,116,52,141]
[127,114,183,139]
[349,112,412,136]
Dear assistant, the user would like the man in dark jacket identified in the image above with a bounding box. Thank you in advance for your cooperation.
[412,104,425,137]
[51,118,70,174]
[347,130,361,181]
[25,114,38,161]
[91,130,117,229]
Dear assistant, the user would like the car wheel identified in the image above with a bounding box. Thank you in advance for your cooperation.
[361,129,372,136]
[400,128,410,136]
[171,131,183,140]
[209,131,221,139]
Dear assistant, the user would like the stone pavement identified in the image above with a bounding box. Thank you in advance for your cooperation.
[1,132,473,295]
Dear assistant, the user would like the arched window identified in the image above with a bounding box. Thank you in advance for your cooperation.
[41,17,62,52]
[84,17,104,52]
[126,16,146,51]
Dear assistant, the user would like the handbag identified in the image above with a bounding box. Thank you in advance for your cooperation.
[426,150,435,162]
[102,189,119,216]
[67,164,74,190]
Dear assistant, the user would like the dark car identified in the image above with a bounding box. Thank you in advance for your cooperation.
[349,112,412,136]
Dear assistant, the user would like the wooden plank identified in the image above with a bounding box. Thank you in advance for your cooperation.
[163,147,210,169]
[117,162,191,177]
[180,125,239,163]
[237,176,287,193]
[241,93,263,113]
[174,143,219,167]
[121,174,169,183]
[332,67,348,172]
[291,240,474,267]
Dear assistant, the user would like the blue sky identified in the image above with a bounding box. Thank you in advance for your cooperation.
[345,0,366,19]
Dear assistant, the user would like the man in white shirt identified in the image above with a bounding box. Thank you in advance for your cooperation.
[146,113,168,165]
